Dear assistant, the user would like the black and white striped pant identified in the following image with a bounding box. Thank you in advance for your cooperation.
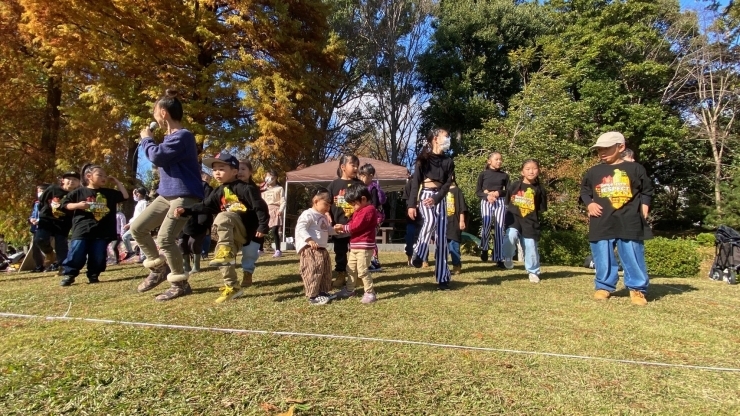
[414,189,450,284]
[480,198,506,261]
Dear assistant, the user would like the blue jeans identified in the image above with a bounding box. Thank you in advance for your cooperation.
[241,241,260,273]
[590,239,649,293]
[202,235,212,255]
[448,239,461,266]
[502,228,540,275]
[122,230,134,253]
[62,239,108,279]
[405,222,416,257]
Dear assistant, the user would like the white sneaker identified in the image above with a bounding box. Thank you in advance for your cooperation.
[504,257,513,269]
[528,273,540,283]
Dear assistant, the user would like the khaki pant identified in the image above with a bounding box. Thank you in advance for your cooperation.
[214,211,247,287]
[130,196,200,276]
[299,248,332,298]
[347,248,374,293]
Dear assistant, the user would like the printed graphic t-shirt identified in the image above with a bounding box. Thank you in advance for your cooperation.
[327,178,364,225]
[580,162,654,241]
[63,187,126,240]
[446,186,468,242]
[37,184,73,234]
[504,181,547,240]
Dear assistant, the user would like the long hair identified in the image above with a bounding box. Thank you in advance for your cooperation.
[155,89,183,121]
[415,128,442,166]
[336,154,360,178]
[509,159,542,198]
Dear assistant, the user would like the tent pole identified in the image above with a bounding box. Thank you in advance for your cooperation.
[281,182,288,251]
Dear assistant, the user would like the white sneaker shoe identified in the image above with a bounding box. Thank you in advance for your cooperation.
[528,273,540,283]
[504,257,513,269]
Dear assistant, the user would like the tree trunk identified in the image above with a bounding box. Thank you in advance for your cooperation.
[40,76,62,181]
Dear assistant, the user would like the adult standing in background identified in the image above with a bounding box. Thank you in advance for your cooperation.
[132,89,204,301]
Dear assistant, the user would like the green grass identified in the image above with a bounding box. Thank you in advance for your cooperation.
[1,251,739,415]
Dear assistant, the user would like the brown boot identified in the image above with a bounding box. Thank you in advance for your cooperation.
[629,290,648,306]
[593,289,611,300]
[137,263,170,293]
[155,281,193,301]
[452,265,462,275]
[241,271,253,289]
[332,271,347,289]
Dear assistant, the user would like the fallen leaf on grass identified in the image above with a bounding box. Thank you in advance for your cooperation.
[260,402,280,412]
[277,405,295,416]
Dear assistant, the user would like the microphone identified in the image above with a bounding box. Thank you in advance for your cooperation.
[149,121,158,131]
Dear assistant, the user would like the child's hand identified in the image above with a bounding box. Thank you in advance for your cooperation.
[76,201,90,210]
[333,224,344,233]
[173,207,185,218]
[459,220,466,230]
[108,176,119,183]
[255,231,264,238]
[422,197,435,207]
[308,240,319,250]
[140,127,153,140]
[487,193,497,203]
[587,202,603,217]
[408,207,416,220]
[123,224,130,231]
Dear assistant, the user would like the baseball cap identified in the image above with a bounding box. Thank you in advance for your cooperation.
[61,171,81,180]
[202,152,239,169]
[590,132,625,149]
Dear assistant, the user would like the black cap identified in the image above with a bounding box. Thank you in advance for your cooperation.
[61,171,81,180]
[202,152,239,170]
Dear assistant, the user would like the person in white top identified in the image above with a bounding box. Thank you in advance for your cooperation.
[123,187,150,260]
[262,169,286,257]
[295,188,336,305]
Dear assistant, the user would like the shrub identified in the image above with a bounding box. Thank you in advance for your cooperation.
[695,232,715,247]
[644,237,700,277]
[540,230,590,267]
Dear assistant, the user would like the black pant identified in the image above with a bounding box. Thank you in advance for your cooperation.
[179,232,207,256]
[33,227,69,265]
[333,236,349,272]
[270,226,280,248]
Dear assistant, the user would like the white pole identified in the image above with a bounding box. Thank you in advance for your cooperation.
[281,182,289,251]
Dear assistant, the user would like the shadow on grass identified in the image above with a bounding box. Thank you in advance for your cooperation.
[0,272,58,283]
[611,283,698,302]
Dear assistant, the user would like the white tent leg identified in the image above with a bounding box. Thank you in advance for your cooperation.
[281,183,288,251]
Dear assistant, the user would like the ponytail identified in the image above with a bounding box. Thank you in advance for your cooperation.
[336,154,359,178]
[80,163,103,186]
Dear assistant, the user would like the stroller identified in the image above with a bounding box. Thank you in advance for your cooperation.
[709,225,740,285]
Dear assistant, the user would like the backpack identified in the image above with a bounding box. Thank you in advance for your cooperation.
[368,181,387,206]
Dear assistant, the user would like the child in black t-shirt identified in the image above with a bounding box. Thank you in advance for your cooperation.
[445,178,468,275]
[502,159,548,283]
[59,164,128,286]
[326,154,363,289]
[580,132,654,306]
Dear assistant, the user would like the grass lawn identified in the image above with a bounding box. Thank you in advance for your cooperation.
[1,251,739,415]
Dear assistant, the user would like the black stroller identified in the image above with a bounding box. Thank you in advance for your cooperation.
[709,225,740,284]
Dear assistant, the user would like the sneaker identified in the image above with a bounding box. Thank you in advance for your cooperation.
[136,255,146,264]
[123,252,136,261]
[60,275,75,286]
[332,271,347,289]
[437,282,451,291]
[209,246,236,266]
[258,249,265,255]
[496,261,506,269]
[332,287,356,299]
[320,291,336,300]
[88,275,100,284]
[309,295,330,305]
[155,281,193,301]
[272,250,282,258]
[137,264,170,293]
[361,292,377,304]
[46,263,59,272]
[241,271,253,289]
[629,290,648,306]
[43,252,57,269]
[593,289,611,300]
[451,265,462,275]
[528,273,540,283]
[503,257,513,269]
[215,286,245,304]
[31,265,45,273]
[480,250,488,262]
[368,264,382,272]
[411,254,423,268]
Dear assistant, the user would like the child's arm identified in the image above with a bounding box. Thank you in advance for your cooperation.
[476,172,487,199]
[580,173,602,217]
[295,212,316,249]
[61,191,88,211]
[341,207,376,235]
[431,159,455,205]
[108,177,129,200]
[638,165,654,219]
[177,189,221,217]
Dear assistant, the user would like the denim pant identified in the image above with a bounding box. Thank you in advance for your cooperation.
[202,235,212,255]
[405,222,416,257]
[122,230,134,253]
[502,228,540,275]
[241,241,260,273]
[448,239,461,266]
[590,239,649,293]
[33,227,69,264]
[62,239,108,279]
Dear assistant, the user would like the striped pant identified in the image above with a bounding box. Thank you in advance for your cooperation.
[413,189,450,284]
[480,198,506,261]
[299,248,332,298]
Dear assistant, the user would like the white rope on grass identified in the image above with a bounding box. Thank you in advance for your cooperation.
[2,311,740,373]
